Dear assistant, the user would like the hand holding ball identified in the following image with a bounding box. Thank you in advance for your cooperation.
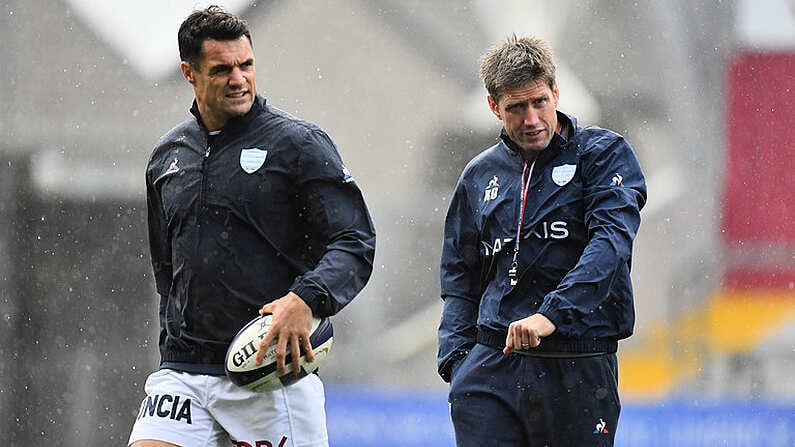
[225,314,333,392]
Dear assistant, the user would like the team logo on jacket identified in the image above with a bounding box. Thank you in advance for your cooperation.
[342,165,355,183]
[483,176,500,202]
[164,158,180,176]
[551,164,576,186]
[240,148,268,174]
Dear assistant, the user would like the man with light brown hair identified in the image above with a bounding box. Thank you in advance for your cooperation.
[438,34,646,445]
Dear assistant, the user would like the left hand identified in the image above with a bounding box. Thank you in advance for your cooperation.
[503,313,556,355]
[254,292,315,376]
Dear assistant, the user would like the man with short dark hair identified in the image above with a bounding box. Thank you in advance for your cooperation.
[438,34,646,445]
[129,6,375,447]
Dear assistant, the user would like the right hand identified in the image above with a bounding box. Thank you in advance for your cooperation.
[254,292,315,376]
[503,313,556,355]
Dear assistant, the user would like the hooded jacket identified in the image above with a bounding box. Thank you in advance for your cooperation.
[438,112,646,381]
[147,95,375,374]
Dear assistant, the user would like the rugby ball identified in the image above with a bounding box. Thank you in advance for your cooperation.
[225,314,333,392]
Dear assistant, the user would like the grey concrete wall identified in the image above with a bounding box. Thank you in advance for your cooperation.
[0,153,157,445]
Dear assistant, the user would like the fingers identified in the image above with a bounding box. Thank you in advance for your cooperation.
[276,333,289,376]
[260,329,310,376]
[255,292,314,375]
[258,303,272,315]
[253,318,313,376]
[504,327,516,355]
[255,325,275,366]
[503,320,542,355]
[289,333,301,376]
[302,334,316,363]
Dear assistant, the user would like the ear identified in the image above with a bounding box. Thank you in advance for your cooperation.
[552,81,560,106]
[487,95,502,121]
[181,61,196,85]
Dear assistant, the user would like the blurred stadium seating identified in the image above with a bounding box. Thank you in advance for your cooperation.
[619,51,795,400]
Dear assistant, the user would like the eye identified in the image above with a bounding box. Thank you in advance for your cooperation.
[209,65,231,76]
[507,103,525,113]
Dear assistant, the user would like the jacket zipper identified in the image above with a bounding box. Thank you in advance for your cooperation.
[199,141,211,210]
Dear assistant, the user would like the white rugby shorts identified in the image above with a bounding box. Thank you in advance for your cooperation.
[128,369,328,447]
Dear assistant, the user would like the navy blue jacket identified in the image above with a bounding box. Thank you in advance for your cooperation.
[438,112,646,381]
[146,95,375,374]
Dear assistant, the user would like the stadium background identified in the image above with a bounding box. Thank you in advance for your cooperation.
[1,0,793,445]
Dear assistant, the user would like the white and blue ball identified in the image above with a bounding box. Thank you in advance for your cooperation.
[225,314,333,392]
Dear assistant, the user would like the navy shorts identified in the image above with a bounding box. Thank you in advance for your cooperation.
[448,343,621,447]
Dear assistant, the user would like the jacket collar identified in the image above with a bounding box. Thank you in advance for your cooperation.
[190,94,267,134]
[500,111,577,164]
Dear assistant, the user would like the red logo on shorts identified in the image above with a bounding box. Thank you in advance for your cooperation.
[233,436,287,447]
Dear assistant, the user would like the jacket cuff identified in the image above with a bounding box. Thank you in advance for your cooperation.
[537,294,565,331]
[289,280,329,317]
[438,349,470,383]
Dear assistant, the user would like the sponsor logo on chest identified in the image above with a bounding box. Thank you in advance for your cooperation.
[481,221,570,255]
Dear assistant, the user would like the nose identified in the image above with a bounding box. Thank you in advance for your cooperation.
[229,67,246,87]
[523,107,540,126]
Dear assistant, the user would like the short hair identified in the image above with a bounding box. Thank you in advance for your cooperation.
[178,5,252,68]
[480,35,556,102]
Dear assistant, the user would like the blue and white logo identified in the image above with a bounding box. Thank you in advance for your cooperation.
[342,166,355,183]
[552,164,576,186]
[240,148,268,174]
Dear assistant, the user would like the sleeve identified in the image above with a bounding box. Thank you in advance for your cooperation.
[146,165,173,300]
[437,178,481,382]
[537,135,647,336]
[288,128,376,317]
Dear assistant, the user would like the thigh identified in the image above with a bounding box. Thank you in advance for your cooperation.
[549,354,621,447]
[449,345,526,447]
[128,369,228,447]
[210,373,329,447]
